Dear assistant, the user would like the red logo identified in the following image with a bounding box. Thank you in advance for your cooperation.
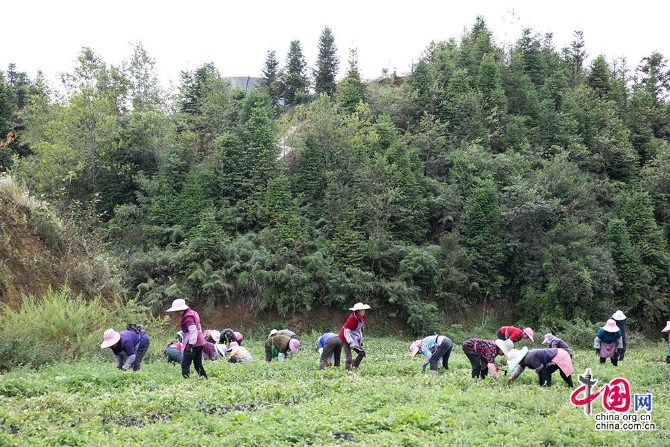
[571,368,631,415]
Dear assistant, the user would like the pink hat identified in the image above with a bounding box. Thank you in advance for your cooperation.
[289,338,301,354]
[227,341,239,352]
[410,340,421,358]
[234,331,243,341]
[100,329,120,349]
[603,319,619,333]
[523,327,534,342]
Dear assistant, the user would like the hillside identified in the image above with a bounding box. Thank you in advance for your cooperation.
[0,176,117,307]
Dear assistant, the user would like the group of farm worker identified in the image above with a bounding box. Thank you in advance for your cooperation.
[101,300,652,384]
[407,310,631,387]
[409,325,576,387]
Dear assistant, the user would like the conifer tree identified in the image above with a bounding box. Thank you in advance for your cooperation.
[282,40,309,106]
[313,26,339,96]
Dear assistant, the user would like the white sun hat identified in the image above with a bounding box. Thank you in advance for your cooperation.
[612,310,627,321]
[662,321,670,333]
[349,302,371,311]
[166,298,189,312]
[495,339,514,355]
[507,347,529,373]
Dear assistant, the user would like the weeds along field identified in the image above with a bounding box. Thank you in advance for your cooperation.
[0,337,667,446]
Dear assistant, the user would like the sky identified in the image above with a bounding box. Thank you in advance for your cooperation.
[3,1,669,89]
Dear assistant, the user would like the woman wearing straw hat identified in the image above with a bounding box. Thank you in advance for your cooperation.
[100,327,150,371]
[338,302,370,371]
[264,329,298,361]
[611,310,627,361]
[507,347,574,387]
[461,338,510,379]
[265,332,301,362]
[541,333,573,357]
[594,319,623,366]
[496,326,534,343]
[166,298,208,379]
[227,342,253,363]
[662,321,670,363]
[409,334,456,373]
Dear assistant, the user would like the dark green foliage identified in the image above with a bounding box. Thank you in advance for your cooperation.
[313,26,339,96]
[8,19,670,337]
[282,40,310,106]
[260,50,283,111]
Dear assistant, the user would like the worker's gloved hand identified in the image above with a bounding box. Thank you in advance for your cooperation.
[278,353,286,362]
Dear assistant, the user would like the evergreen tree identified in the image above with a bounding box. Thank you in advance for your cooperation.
[336,48,366,113]
[313,26,340,96]
[459,177,504,299]
[282,40,309,106]
[567,30,588,88]
[260,49,282,110]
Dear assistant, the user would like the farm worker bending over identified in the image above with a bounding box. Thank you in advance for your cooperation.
[593,319,623,366]
[166,298,208,379]
[227,342,253,363]
[662,321,670,363]
[220,327,244,345]
[461,338,510,379]
[542,333,573,357]
[316,332,342,369]
[164,334,183,364]
[611,310,627,361]
[409,334,456,373]
[507,347,574,387]
[496,326,534,343]
[100,328,150,371]
[265,329,298,361]
[265,333,301,362]
[339,302,370,371]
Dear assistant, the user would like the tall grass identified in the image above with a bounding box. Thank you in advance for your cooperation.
[0,285,168,371]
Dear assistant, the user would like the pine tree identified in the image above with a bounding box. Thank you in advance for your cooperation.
[313,26,340,96]
[282,40,309,106]
[336,48,366,113]
[260,50,282,110]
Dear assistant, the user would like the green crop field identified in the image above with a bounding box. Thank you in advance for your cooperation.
[0,337,667,446]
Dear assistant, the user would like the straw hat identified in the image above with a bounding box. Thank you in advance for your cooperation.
[662,321,670,333]
[349,302,371,311]
[507,347,529,373]
[410,340,422,358]
[612,310,627,321]
[165,298,189,312]
[495,339,515,355]
[209,330,221,344]
[100,329,120,349]
[603,319,619,333]
[542,333,557,345]
[522,327,535,342]
[289,338,301,354]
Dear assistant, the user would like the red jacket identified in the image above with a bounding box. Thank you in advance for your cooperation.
[498,326,524,342]
[338,312,367,343]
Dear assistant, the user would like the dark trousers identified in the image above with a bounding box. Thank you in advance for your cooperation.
[463,347,487,379]
[343,343,365,370]
[133,340,150,371]
[542,365,574,387]
[319,337,342,369]
[429,338,453,371]
[599,353,619,366]
[182,346,207,379]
